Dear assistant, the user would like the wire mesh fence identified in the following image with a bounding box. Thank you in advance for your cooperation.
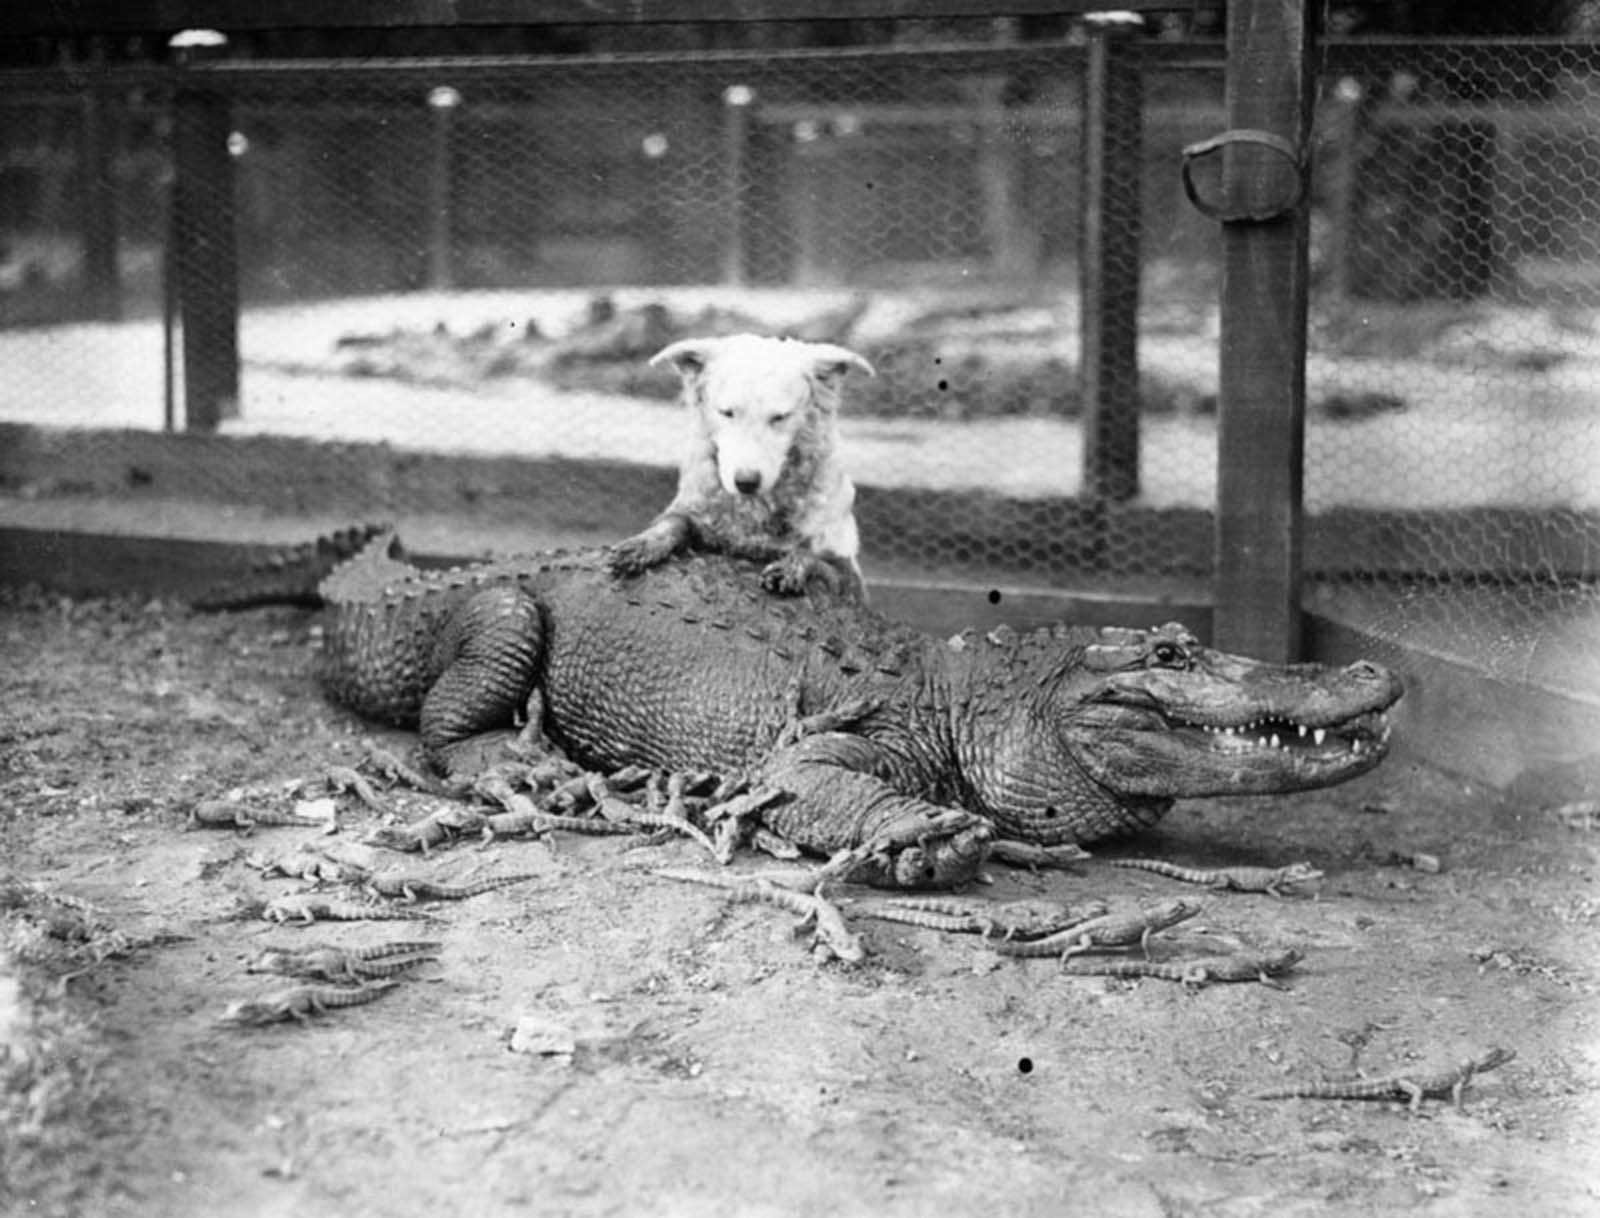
[0,33,1596,662]
[1304,39,1600,692]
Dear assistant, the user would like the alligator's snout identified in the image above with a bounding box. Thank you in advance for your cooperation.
[733,470,763,495]
[1343,658,1405,706]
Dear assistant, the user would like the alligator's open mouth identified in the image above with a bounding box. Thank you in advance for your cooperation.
[1173,709,1393,761]
[1070,700,1397,798]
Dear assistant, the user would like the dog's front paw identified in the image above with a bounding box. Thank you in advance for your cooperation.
[609,533,675,576]
[761,552,837,597]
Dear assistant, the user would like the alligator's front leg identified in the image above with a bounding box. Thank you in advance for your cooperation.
[418,585,548,779]
[758,733,991,889]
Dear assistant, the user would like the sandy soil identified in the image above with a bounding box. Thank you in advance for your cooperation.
[2,585,1598,1218]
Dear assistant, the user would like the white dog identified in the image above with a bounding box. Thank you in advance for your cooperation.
[609,333,874,600]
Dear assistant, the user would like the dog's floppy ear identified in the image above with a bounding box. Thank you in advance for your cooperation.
[649,338,716,381]
[805,343,875,385]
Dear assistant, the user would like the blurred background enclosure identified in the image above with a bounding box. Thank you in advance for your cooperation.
[1,2,1597,783]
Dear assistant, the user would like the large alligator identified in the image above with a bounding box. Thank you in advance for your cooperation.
[208,529,1402,888]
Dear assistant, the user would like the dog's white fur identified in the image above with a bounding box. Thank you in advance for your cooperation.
[609,333,874,599]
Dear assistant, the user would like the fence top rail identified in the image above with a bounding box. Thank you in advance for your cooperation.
[0,0,1215,39]
[4,34,1596,90]
[0,38,1233,92]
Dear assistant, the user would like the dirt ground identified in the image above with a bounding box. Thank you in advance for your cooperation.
[1,584,1597,1218]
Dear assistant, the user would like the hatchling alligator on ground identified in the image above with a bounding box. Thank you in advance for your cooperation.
[199,527,1402,889]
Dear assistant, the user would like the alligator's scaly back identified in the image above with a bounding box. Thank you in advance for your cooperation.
[191,523,392,611]
[552,562,940,768]
[317,535,606,735]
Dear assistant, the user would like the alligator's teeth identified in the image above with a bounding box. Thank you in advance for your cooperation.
[1297,724,1308,738]
[1351,738,1363,755]
[1313,728,1326,746]
[1270,733,1281,749]
[1257,736,1269,748]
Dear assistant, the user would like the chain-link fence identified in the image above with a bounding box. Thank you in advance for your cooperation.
[1,33,1596,668]
[1305,39,1600,695]
[0,40,1223,593]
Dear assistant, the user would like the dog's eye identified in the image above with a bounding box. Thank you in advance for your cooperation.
[768,413,790,428]
[717,407,735,419]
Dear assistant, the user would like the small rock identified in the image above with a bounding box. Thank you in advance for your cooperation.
[508,1014,576,1058]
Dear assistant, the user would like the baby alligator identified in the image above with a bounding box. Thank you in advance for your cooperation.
[1254,1046,1515,1113]
[849,895,1108,941]
[989,898,1203,962]
[1061,947,1304,989]
[246,940,442,983]
[219,980,400,1026]
[1109,858,1322,897]
[365,871,537,903]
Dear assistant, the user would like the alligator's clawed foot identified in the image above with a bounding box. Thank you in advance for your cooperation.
[700,783,794,863]
[820,812,993,889]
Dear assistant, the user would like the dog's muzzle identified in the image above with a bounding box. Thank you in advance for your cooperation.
[732,471,763,495]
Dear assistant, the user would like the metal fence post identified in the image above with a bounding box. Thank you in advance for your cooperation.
[170,32,239,432]
[1212,0,1317,661]
[426,85,460,291]
[1079,14,1144,563]
[721,84,753,287]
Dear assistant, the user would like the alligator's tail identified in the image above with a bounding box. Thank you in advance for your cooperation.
[192,523,397,610]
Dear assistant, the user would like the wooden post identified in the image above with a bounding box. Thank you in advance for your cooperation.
[1079,15,1143,525]
[171,34,239,431]
[1212,0,1317,661]
[80,74,121,321]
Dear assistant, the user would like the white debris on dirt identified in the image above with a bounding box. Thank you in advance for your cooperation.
[508,1013,578,1058]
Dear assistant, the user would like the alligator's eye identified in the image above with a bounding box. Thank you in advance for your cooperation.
[1151,641,1186,667]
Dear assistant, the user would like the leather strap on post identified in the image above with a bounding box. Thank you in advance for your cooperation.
[1180,128,1308,223]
